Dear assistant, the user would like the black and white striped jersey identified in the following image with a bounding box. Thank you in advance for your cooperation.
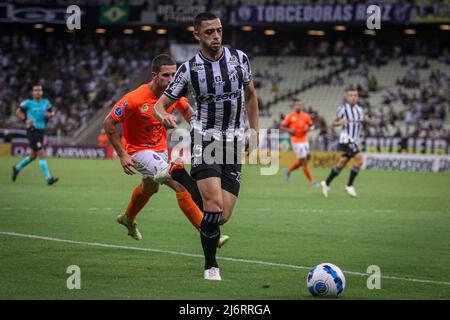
[164,46,252,141]
[336,103,365,144]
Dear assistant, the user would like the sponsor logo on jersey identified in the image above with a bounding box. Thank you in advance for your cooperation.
[191,62,204,72]
[141,103,149,112]
[197,89,242,103]
[114,107,123,117]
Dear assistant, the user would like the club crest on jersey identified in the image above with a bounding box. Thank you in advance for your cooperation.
[114,107,123,117]
[228,69,238,82]
[141,104,149,112]
[191,62,204,72]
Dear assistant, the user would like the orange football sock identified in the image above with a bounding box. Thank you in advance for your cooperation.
[288,160,302,174]
[302,165,313,183]
[176,191,203,230]
[125,184,150,222]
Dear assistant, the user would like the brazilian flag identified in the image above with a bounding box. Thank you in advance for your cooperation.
[100,5,129,24]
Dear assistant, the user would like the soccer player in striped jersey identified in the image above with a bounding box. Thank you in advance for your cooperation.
[153,12,259,281]
[321,88,368,198]
[104,54,228,247]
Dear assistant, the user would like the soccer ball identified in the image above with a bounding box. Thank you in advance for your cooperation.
[306,263,346,297]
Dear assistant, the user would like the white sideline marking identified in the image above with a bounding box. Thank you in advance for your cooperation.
[1,231,450,287]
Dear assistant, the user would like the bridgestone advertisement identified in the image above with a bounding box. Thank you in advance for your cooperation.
[362,153,450,173]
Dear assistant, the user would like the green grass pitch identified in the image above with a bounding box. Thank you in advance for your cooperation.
[0,156,449,300]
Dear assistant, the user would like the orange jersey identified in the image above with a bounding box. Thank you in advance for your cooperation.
[110,83,189,155]
[282,111,313,143]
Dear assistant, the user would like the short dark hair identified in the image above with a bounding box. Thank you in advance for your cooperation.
[346,86,358,92]
[193,12,219,31]
[151,54,176,73]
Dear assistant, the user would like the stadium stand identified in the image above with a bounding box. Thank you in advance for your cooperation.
[0,32,169,139]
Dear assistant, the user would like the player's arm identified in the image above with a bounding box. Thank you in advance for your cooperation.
[280,122,296,134]
[333,105,348,127]
[332,117,347,127]
[152,94,178,128]
[244,80,259,133]
[244,80,259,156]
[16,105,33,127]
[178,103,194,123]
[45,108,55,118]
[103,113,136,175]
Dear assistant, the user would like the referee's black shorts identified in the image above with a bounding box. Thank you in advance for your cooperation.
[190,132,243,197]
[338,142,360,159]
[27,128,45,152]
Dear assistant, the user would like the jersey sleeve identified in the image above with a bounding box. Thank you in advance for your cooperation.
[164,63,190,101]
[45,100,53,111]
[281,114,291,127]
[240,51,252,86]
[306,114,313,126]
[110,96,134,123]
[336,105,345,119]
[19,99,29,110]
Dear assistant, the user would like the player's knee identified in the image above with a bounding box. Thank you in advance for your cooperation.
[201,191,222,212]
[203,197,222,212]
[142,182,159,196]
[220,214,230,225]
[37,150,46,159]
[354,156,363,168]
[166,180,186,193]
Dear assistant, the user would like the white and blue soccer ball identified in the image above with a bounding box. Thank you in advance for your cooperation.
[306,263,346,297]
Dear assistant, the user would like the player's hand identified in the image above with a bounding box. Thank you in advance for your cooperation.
[339,119,348,126]
[245,129,259,157]
[290,128,297,135]
[25,119,34,127]
[120,153,138,175]
[161,114,177,129]
[45,111,55,118]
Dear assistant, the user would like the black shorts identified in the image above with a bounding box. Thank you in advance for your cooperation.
[338,142,360,159]
[190,132,243,197]
[27,128,45,152]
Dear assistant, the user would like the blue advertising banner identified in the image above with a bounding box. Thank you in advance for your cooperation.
[235,3,413,24]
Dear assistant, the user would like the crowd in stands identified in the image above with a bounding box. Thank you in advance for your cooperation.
[266,41,450,152]
[0,32,168,136]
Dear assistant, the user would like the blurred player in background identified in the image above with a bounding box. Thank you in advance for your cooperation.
[280,98,319,187]
[104,54,228,246]
[153,12,259,281]
[321,88,368,198]
[12,85,59,185]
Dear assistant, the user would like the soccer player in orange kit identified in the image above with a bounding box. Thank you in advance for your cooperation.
[280,98,320,187]
[104,54,228,245]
